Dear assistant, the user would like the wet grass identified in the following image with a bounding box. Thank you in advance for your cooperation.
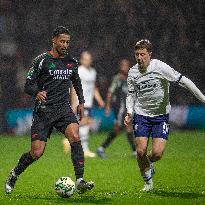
[0,130,205,204]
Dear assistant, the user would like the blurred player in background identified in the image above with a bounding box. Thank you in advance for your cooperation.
[63,51,105,158]
[97,59,136,159]
[5,26,94,194]
[124,39,205,192]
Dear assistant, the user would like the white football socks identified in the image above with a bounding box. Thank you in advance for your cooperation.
[143,168,153,184]
[79,125,90,152]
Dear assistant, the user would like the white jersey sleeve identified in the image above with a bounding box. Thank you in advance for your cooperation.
[126,68,136,114]
[158,60,182,82]
[179,76,205,103]
[159,60,205,103]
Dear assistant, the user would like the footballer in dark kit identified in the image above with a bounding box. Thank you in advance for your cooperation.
[5,26,94,194]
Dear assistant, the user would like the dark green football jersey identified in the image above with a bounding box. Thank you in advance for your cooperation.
[25,51,84,110]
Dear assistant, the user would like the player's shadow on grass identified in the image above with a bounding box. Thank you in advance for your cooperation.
[13,194,112,204]
[65,195,112,204]
[153,190,205,199]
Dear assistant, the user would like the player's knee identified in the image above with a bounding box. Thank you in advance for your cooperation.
[65,124,80,143]
[137,148,147,158]
[152,151,163,161]
[31,149,44,160]
[72,134,80,142]
[66,132,80,143]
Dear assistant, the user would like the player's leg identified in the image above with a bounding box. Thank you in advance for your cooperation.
[135,137,151,176]
[79,109,96,157]
[97,107,121,158]
[147,117,169,176]
[5,140,46,194]
[62,112,94,157]
[147,138,166,188]
[136,137,149,173]
[65,123,84,179]
[136,137,154,192]
[125,123,136,155]
[133,114,154,192]
[148,138,167,162]
[64,122,94,193]
[79,125,89,152]
[96,123,120,159]
[79,123,96,158]
[145,115,169,191]
[62,137,71,154]
[5,111,49,194]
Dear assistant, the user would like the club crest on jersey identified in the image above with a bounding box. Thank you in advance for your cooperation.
[48,62,56,70]
[66,63,74,69]
[49,69,72,79]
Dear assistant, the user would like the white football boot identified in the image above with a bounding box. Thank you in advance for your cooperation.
[140,180,154,192]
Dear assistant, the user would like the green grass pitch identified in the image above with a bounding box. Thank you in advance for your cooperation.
[0,130,205,205]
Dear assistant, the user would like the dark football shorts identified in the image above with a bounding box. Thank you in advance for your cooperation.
[133,114,169,140]
[31,108,78,142]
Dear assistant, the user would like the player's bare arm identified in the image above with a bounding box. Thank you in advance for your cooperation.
[94,86,105,107]
[105,91,113,116]
[70,61,85,118]
[77,103,85,121]
[124,113,132,127]
[70,85,78,112]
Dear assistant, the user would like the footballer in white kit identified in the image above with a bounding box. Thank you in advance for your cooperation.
[124,39,205,192]
[78,61,96,109]
[70,51,104,158]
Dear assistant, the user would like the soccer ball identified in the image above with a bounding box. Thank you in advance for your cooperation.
[55,177,75,198]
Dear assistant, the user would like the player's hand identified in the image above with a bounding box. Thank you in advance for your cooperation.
[124,113,132,127]
[98,100,105,108]
[77,103,84,121]
[36,91,47,102]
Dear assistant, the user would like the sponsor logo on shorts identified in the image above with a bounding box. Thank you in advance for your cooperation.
[163,122,169,134]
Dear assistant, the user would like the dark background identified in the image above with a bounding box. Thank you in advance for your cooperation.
[0,0,204,133]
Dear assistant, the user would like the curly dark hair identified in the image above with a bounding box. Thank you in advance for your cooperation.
[52,26,70,38]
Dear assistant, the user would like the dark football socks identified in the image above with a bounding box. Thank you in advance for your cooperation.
[102,131,117,149]
[70,141,84,180]
[127,132,136,151]
[14,152,36,176]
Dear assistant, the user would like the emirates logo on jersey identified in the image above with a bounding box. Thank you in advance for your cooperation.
[49,69,72,79]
